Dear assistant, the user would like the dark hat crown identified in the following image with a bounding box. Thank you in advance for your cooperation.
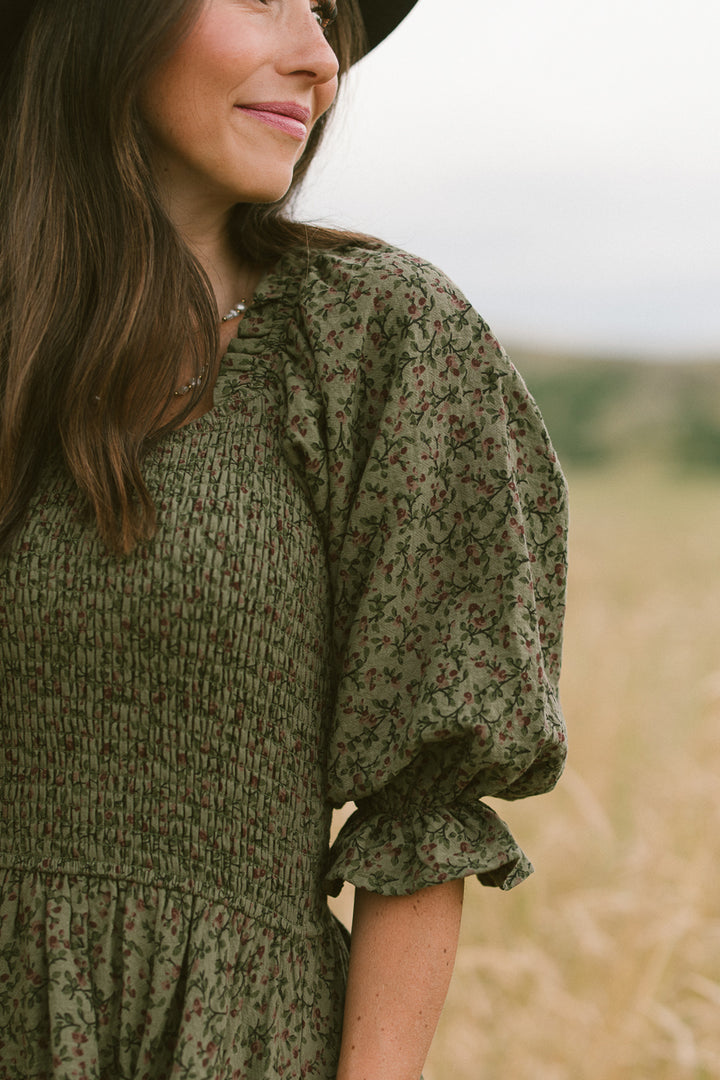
[360,0,419,54]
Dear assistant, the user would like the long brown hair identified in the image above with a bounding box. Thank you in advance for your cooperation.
[0,0,369,554]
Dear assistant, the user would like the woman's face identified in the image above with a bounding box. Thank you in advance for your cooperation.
[138,0,339,221]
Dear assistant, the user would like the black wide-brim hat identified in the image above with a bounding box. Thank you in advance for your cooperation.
[359,0,420,55]
[1,0,420,72]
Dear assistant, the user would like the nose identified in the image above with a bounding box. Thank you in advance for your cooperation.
[277,9,340,87]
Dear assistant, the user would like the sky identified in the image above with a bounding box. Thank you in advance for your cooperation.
[296,0,720,359]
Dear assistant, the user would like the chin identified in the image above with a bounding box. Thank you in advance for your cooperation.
[227,166,298,208]
[241,184,293,206]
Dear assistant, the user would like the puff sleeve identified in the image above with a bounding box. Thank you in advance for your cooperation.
[302,250,568,894]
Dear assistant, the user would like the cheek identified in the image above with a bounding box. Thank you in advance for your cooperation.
[139,58,222,159]
[138,14,237,137]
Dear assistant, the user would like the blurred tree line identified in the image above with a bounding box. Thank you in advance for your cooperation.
[516,355,720,472]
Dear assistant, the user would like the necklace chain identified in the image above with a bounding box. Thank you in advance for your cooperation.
[174,300,247,397]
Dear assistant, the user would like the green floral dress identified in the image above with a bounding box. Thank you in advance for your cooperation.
[0,244,568,1079]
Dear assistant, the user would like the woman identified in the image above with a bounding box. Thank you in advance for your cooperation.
[0,1,568,1078]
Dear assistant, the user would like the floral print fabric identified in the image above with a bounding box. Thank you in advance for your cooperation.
[0,870,348,1079]
[0,244,568,1077]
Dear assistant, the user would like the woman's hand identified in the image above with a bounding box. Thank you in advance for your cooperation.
[335,878,465,1080]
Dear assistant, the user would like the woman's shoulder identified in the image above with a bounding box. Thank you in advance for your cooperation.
[290,240,506,374]
[297,240,477,317]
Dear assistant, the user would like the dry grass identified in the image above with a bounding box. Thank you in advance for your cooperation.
[421,463,720,1079]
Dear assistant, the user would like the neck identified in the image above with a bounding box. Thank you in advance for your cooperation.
[169,200,261,317]
[188,230,261,319]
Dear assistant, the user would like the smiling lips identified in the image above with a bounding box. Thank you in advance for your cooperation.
[235,101,311,141]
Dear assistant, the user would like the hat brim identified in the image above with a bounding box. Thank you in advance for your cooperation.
[358,0,420,55]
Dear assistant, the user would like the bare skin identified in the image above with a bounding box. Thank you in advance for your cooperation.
[336,879,465,1080]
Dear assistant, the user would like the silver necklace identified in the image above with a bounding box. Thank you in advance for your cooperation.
[221,300,247,323]
[174,300,247,397]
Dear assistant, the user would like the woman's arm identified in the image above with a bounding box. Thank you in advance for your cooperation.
[335,878,465,1080]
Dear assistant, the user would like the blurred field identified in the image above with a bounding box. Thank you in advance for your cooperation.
[332,358,720,1078]
[422,460,720,1079]
[514,353,720,475]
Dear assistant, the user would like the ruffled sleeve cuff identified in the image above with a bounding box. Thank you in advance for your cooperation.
[324,796,534,897]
